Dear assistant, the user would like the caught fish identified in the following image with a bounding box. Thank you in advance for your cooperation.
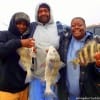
[17,47,34,83]
[45,46,64,97]
[71,40,100,67]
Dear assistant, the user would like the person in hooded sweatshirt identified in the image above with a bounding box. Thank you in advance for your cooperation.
[0,12,35,100]
[29,2,70,100]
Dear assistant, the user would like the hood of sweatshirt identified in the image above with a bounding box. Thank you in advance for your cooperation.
[8,12,30,36]
[35,3,54,25]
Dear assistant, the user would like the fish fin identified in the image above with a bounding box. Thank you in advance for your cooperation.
[57,61,65,70]
[70,59,79,69]
[60,61,65,67]
[48,60,53,70]
[70,59,79,65]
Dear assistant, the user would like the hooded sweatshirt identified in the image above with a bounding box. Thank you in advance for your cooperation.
[31,3,60,80]
[0,12,30,93]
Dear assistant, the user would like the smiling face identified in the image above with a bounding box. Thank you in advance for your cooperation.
[71,17,86,40]
[38,7,50,24]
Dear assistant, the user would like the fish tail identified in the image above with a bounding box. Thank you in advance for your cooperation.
[44,87,56,98]
[25,69,32,83]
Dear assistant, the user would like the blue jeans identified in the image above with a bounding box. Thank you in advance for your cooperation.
[29,78,58,100]
[68,95,77,100]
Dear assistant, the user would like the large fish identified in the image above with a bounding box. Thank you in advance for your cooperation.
[17,47,34,83]
[71,40,100,67]
[45,46,64,97]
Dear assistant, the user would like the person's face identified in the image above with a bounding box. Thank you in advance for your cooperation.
[71,18,86,40]
[38,7,50,24]
[16,21,28,34]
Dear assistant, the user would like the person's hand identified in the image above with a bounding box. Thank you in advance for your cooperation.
[21,38,35,48]
[94,52,100,67]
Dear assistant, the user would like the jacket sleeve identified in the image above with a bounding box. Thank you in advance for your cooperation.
[94,64,100,77]
[0,32,22,58]
[95,67,100,72]
[28,22,37,37]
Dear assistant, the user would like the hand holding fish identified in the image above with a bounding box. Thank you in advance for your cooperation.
[94,52,100,67]
[21,38,35,48]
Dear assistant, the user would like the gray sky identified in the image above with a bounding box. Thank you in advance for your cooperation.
[0,0,100,30]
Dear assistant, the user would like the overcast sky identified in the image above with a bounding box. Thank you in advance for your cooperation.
[0,0,100,30]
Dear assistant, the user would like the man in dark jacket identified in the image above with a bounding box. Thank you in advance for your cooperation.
[57,17,100,100]
[0,12,35,100]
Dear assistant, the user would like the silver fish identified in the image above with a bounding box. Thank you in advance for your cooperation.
[45,46,64,97]
[17,47,34,83]
[71,40,100,67]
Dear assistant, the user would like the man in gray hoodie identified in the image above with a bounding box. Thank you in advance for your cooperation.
[29,2,70,100]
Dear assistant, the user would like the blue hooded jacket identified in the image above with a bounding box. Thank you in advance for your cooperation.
[57,31,100,100]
